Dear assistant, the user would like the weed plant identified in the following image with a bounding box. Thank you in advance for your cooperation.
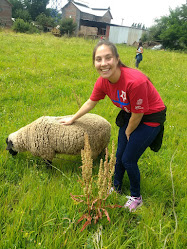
[0,31,187,248]
[71,135,121,232]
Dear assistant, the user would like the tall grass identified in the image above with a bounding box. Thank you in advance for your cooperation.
[0,30,187,248]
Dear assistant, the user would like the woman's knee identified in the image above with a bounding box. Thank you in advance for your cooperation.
[121,153,138,169]
[116,147,124,160]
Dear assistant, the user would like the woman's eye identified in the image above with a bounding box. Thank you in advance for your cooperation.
[106,56,112,60]
[95,58,101,62]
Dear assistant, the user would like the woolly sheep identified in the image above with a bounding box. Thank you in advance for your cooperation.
[6,114,111,162]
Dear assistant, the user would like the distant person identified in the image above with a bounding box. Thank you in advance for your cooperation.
[60,40,166,212]
[135,42,143,68]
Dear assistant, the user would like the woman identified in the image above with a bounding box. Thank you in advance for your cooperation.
[60,40,166,212]
[135,42,143,68]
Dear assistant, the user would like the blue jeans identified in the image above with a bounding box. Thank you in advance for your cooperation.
[135,54,142,68]
[114,123,160,197]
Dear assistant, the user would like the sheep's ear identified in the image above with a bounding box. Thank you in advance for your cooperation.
[6,140,13,150]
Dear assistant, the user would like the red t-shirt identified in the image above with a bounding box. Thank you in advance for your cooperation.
[90,67,165,127]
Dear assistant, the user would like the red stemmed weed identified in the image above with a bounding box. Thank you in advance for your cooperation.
[70,134,122,232]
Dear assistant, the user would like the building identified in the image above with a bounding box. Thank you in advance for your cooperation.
[61,0,148,45]
[61,0,112,36]
[0,0,12,27]
[108,24,148,45]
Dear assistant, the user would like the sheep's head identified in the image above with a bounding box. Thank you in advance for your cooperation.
[6,137,18,156]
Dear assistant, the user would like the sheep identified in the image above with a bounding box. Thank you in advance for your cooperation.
[6,114,111,163]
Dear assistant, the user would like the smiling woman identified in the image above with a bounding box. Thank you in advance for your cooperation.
[60,40,166,212]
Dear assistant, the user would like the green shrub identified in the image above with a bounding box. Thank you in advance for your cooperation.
[141,32,150,42]
[27,24,40,34]
[12,18,39,34]
[59,18,77,35]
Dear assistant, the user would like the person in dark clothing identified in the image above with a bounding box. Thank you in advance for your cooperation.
[135,41,143,68]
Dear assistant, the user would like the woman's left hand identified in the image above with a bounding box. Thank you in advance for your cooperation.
[125,132,130,141]
[125,112,144,140]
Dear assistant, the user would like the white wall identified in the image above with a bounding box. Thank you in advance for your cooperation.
[109,26,147,45]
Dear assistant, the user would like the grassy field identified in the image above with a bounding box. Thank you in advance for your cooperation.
[0,30,187,249]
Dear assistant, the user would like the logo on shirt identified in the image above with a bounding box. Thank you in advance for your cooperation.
[135,99,143,110]
[136,99,143,105]
[120,91,126,101]
[135,106,144,110]
[112,90,129,109]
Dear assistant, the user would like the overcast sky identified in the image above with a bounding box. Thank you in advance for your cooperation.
[49,0,186,27]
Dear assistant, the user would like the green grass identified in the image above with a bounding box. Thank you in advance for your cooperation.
[0,30,187,248]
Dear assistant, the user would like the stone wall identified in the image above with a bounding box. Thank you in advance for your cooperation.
[0,0,12,27]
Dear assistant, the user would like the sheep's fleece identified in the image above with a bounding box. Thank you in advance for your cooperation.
[7,114,111,161]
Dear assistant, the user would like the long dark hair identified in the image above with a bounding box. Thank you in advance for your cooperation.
[92,40,127,68]
[138,41,143,49]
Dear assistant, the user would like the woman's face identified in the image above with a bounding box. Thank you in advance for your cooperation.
[94,45,120,83]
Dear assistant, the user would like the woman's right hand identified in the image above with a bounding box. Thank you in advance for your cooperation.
[59,117,74,125]
[59,99,98,126]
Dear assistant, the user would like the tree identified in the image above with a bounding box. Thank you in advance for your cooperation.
[137,23,142,29]
[149,4,187,50]
[23,0,50,20]
[14,9,32,22]
[9,0,24,17]
[59,18,77,35]
[9,0,50,21]
[141,32,149,43]
[47,8,62,23]
[36,13,55,31]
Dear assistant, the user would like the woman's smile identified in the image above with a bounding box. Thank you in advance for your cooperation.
[100,68,111,74]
